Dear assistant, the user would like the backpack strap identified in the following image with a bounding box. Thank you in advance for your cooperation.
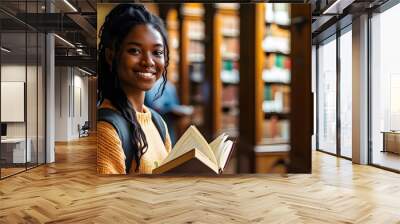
[148,108,167,143]
[97,108,134,174]
[98,107,167,174]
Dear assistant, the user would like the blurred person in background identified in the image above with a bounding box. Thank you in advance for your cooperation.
[145,78,193,144]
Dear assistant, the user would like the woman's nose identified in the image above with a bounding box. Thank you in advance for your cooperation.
[140,52,155,67]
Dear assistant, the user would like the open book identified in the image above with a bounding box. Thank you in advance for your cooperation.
[152,125,236,174]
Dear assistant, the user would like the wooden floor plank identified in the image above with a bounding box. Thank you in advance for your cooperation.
[0,135,400,223]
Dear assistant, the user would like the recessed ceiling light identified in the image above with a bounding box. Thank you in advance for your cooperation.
[1,47,11,53]
[322,0,354,15]
[78,67,93,76]
[63,0,78,12]
[54,34,75,48]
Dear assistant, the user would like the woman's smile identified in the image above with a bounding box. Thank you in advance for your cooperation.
[134,71,156,80]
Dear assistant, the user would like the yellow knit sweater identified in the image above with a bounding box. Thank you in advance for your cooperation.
[97,100,172,174]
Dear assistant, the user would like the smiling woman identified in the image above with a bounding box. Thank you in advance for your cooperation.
[110,24,165,93]
[97,4,172,175]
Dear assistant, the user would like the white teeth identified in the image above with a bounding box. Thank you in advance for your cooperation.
[136,72,154,78]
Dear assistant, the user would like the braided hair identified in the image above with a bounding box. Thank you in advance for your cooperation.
[98,4,169,172]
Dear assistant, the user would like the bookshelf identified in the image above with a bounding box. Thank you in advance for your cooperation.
[165,8,180,86]
[177,4,206,130]
[262,3,291,148]
[238,3,312,173]
[160,3,311,173]
[216,3,240,138]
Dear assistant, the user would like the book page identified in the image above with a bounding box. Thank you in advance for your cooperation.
[218,140,233,170]
[209,133,228,161]
[160,126,217,166]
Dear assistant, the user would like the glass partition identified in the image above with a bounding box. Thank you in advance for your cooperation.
[0,14,28,177]
[317,36,337,155]
[0,0,46,179]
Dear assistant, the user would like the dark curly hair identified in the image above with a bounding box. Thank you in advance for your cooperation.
[98,3,169,172]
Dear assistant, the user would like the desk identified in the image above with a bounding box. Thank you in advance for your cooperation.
[382,131,400,154]
[1,138,31,163]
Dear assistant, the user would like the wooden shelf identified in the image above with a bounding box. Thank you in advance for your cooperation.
[190,79,203,84]
[264,51,290,56]
[222,29,239,38]
[222,80,239,85]
[189,59,205,63]
[265,21,290,29]
[254,143,290,153]
[264,81,290,86]
[264,112,290,119]
[190,60,204,64]
[222,103,238,111]
[222,54,239,61]
[189,36,204,41]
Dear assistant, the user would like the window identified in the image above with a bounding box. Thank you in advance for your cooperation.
[317,36,337,154]
[339,28,352,158]
[370,2,400,171]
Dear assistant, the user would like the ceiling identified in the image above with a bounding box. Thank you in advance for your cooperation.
[0,0,97,73]
[310,0,390,43]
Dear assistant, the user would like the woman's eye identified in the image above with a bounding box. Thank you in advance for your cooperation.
[154,50,164,57]
[128,48,140,54]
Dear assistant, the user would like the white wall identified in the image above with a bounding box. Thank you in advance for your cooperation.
[1,65,30,138]
[1,63,46,163]
[54,66,89,141]
[55,66,69,141]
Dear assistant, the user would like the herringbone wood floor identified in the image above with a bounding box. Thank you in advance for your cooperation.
[1,135,400,223]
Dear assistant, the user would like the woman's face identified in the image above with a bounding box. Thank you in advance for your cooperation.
[114,24,165,92]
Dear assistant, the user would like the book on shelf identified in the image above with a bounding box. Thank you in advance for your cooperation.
[188,41,204,56]
[188,54,205,63]
[188,33,204,41]
[263,118,290,140]
[222,29,239,37]
[221,38,239,58]
[221,60,239,84]
[263,85,290,113]
[265,3,290,26]
[262,67,290,83]
[189,63,204,82]
[152,125,236,174]
[220,13,239,32]
[222,85,238,107]
[262,36,290,54]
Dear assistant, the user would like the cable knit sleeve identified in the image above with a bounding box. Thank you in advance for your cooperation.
[97,121,126,174]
